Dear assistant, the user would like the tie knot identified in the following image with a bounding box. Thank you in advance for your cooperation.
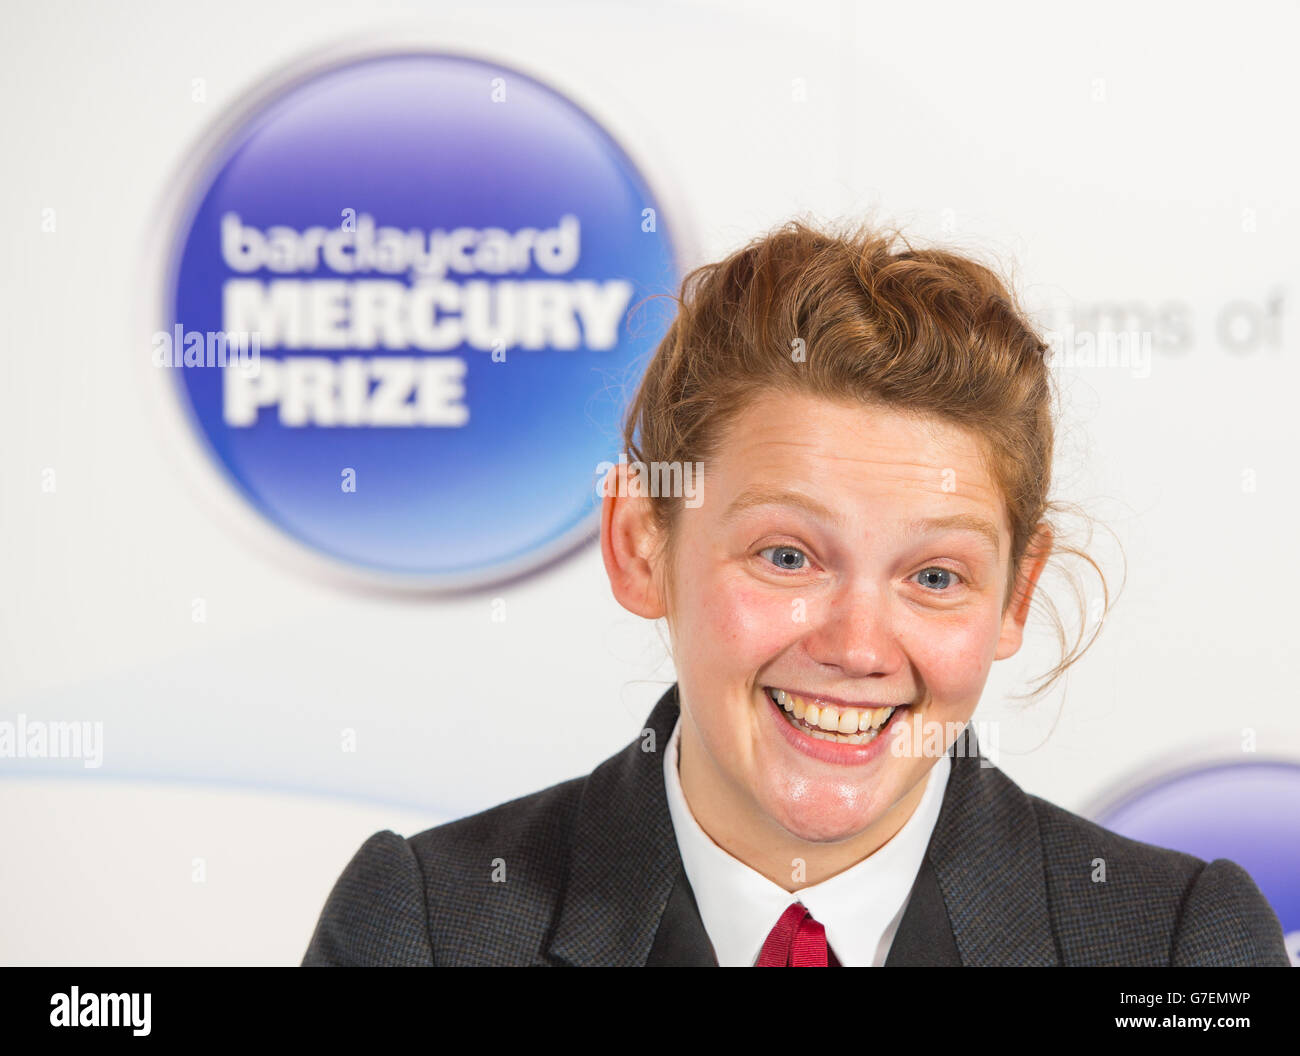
[756,902,840,966]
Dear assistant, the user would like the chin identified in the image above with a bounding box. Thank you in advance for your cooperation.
[763,788,894,845]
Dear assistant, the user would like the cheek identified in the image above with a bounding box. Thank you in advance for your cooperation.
[695,574,800,670]
[901,610,1002,700]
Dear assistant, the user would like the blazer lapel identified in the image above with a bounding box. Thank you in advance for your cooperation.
[906,724,1060,966]
[645,869,718,966]
[884,852,962,965]
[546,685,692,966]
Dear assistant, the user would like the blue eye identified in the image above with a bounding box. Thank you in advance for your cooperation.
[915,567,961,591]
[759,545,807,570]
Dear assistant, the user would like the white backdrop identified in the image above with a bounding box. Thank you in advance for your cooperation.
[2,0,1297,965]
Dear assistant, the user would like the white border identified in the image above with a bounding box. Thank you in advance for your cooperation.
[134,27,704,597]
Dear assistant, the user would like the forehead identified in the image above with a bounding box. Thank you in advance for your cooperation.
[710,390,1008,538]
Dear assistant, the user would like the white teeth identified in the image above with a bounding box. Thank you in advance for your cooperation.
[767,688,902,744]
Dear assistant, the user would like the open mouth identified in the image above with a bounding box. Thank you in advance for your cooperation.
[764,686,908,745]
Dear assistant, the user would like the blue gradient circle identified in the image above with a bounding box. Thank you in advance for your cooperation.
[1094,760,1300,964]
[164,52,680,586]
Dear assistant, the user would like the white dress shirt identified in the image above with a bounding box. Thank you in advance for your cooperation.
[662,714,951,966]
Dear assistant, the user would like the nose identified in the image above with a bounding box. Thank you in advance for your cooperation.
[801,580,905,677]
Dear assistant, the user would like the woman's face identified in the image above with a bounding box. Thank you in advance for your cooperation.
[655,389,1042,846]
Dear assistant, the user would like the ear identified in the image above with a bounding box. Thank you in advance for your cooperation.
[994,522,1053,661]
[600,462,668,619]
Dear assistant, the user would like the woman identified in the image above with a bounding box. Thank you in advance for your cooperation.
[302,218,1289,966]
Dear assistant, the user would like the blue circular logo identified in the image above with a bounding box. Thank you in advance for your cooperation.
[1093,760,1300,965]
[161,51,681,588]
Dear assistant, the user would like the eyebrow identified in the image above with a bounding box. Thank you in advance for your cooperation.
[722,486,839,525]
[722,487,1003,556]
[904,514,1003,558]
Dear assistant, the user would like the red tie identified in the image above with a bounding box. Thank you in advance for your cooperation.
[756,903,841,966]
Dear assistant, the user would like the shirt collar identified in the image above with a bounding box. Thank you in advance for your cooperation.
[662,713,950,966]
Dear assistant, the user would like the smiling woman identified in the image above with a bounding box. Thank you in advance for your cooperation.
[301,217,1290,967]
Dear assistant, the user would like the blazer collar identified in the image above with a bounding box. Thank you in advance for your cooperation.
[919,722,1060,966]
[878,721,1060,966]
[546,685,688,966]
[546,684,1058,966]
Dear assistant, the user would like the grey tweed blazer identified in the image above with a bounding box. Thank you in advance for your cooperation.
[302,684,1289,966]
